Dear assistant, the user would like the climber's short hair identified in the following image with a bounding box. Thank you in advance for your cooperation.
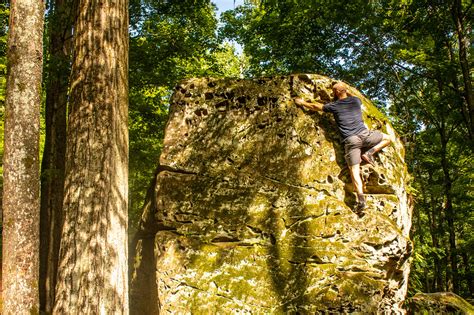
[332,82,347,93]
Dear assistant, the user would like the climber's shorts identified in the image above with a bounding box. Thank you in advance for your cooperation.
[344,129,383,166]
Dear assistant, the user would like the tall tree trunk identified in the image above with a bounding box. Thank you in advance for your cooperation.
[417,185,430,292]
[445,35,472,141]
[52,0,129,313]
[426,171,443,292]
[429,200,443,291]
[2,0,44,313]
[39,0,73,312]
[440,131,459,294]
[433,71,459,294]
[452,0,474,137]
[421,178,433,292]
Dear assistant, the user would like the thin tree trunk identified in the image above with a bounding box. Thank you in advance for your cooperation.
[53,0,129,313]
[433,71,459,294]
[426,172,442,292]
[2,0,44,313]
[39,0,73,312]
[445,35,472,141]
[440,131,459,293]
[452,0,474,137]
[420,176,434,292]
[429,205,443,292]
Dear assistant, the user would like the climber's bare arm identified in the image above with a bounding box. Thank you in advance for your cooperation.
[294,97,325,112]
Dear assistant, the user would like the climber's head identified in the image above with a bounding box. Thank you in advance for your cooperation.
[332,82,348,100]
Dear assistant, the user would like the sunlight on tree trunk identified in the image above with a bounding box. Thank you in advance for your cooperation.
[39,0,74,312]
[53,0,129,313]
[2,0,44,313]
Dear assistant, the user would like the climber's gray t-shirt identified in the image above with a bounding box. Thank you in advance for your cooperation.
[323,96,367,140]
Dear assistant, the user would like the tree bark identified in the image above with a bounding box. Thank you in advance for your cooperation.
[52,0,129,313]
[2,0,44,313]
[39,0,73,312]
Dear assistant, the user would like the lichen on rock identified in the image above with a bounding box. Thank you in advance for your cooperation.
[130,74,413,314]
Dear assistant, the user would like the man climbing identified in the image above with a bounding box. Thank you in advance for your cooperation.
[294,82,391,214]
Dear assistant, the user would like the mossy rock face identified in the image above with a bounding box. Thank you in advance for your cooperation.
[407,292,474,314]
[130,75,413,314]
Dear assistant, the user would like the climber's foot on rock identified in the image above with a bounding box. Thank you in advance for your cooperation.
[353,201,366,217]
[353,202,366,217]
[362,151,376,166]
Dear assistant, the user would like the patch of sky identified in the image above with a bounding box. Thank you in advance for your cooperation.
[213,0,246,55]
[213,0,245,17]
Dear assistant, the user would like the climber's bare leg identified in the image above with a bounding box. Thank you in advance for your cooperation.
[362,133,391,166]
[369,133,391,154]
[345,136,366,211]
[349,164,366,215]
[349,164,365,206]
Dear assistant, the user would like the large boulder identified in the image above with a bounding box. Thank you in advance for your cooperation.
[130,74,413,314]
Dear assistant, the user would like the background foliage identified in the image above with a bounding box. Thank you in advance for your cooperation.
[127,0,243,232]
[219,0,473,298]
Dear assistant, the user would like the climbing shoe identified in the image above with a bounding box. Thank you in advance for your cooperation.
[361,151,376,166]
[353,201,366,216]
